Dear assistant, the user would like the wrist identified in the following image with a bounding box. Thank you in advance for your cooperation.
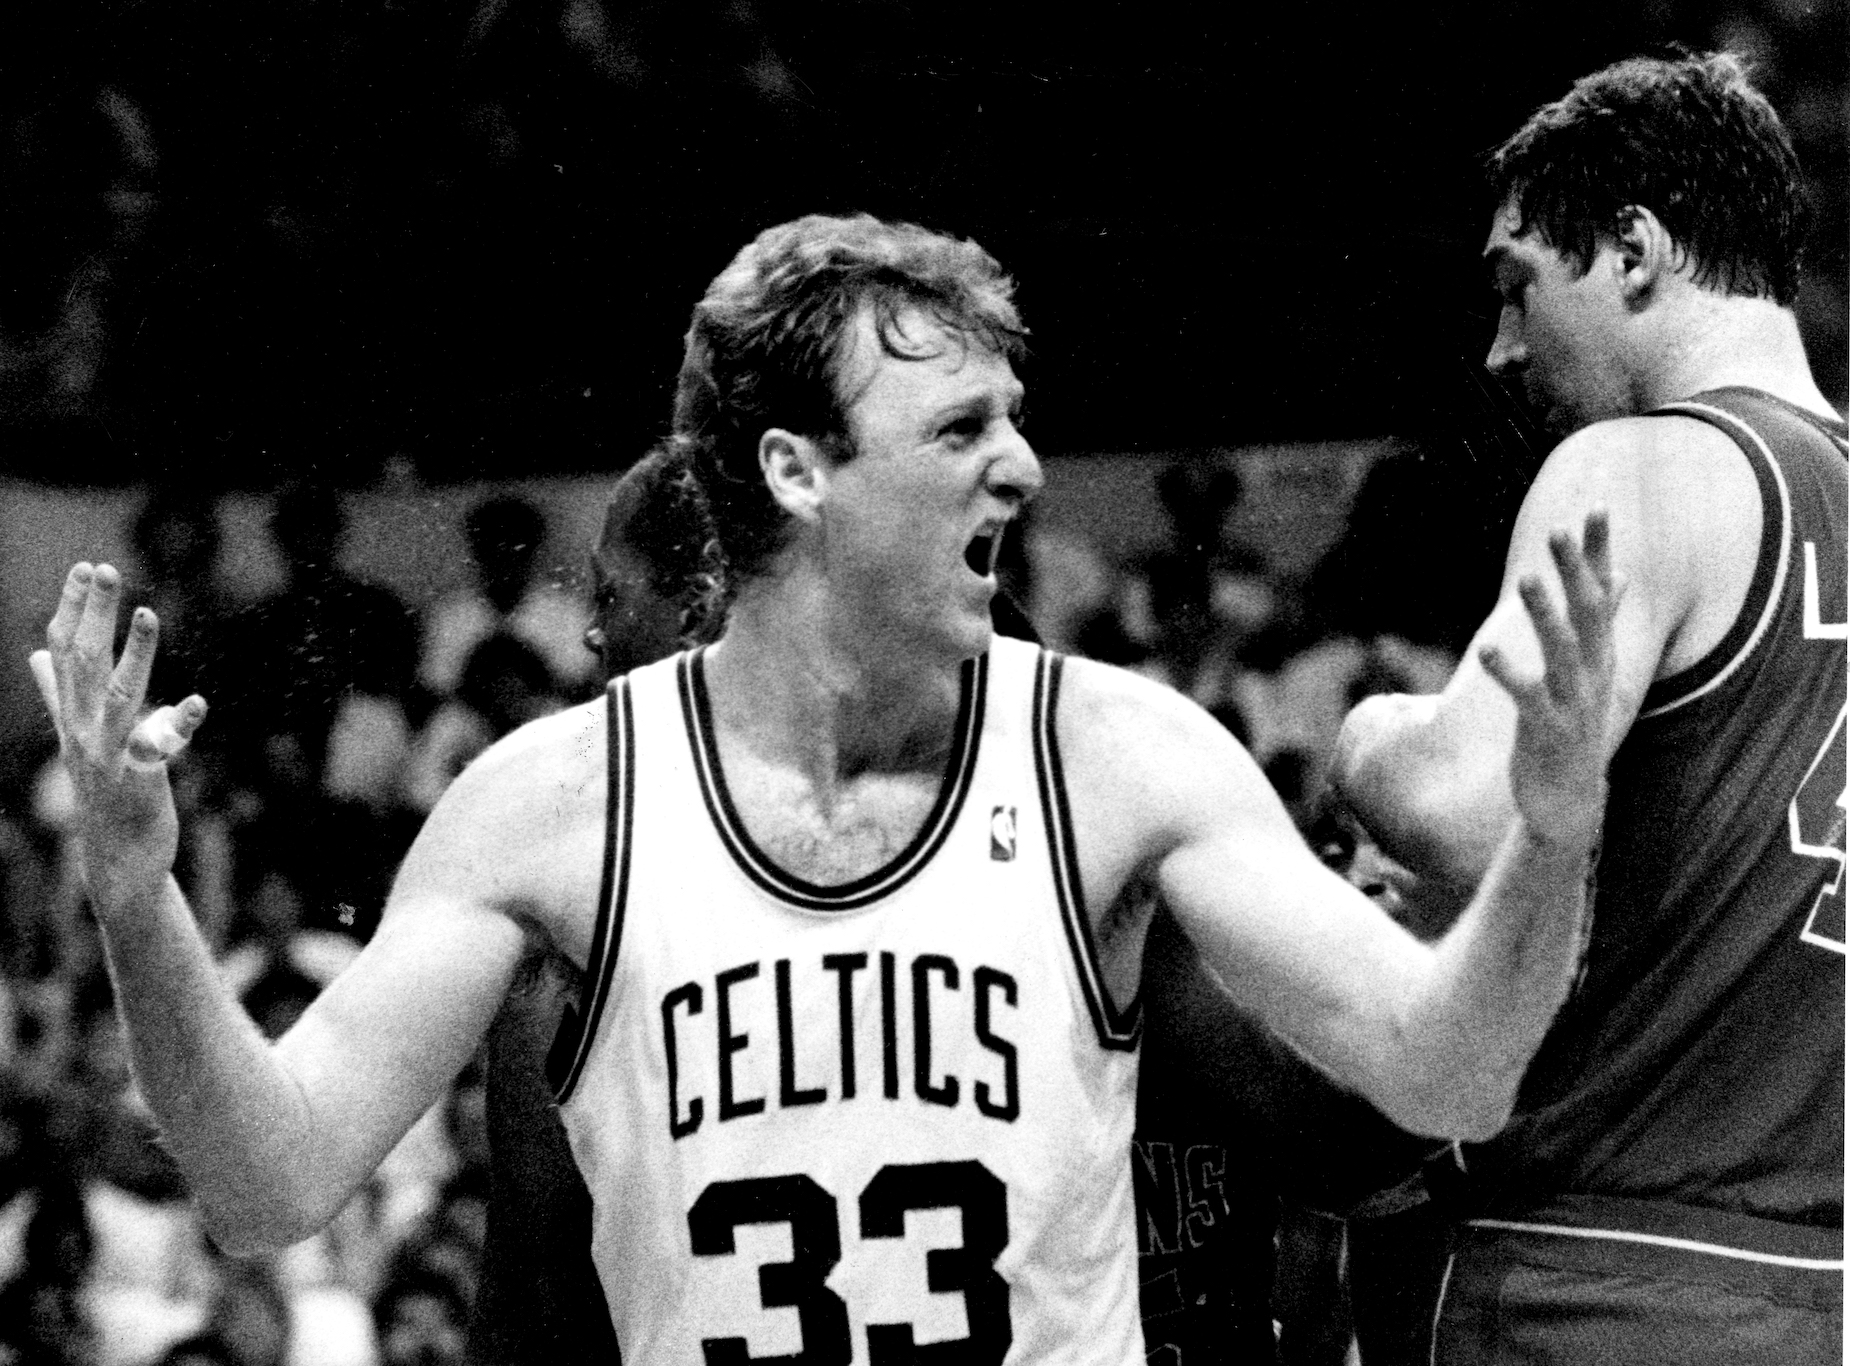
[1514,788,1606,859]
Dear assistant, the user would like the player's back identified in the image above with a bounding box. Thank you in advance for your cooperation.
[1465,386,1846,1226]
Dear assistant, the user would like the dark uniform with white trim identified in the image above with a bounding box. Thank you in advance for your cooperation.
[553,637,1144,1365]
[1429,388,1847,1363]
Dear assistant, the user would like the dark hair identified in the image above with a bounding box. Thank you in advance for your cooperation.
[1488,51,1809,304]
[464,494,545,566]
[602,443,725,639]
[672,213,1028,580]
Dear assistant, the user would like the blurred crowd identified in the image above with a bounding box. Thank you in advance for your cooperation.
[0,447,1467,1365]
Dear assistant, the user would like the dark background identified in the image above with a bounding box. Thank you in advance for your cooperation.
[1,0,1843,488]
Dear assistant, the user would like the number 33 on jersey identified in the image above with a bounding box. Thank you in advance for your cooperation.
[555,640,1146,1365]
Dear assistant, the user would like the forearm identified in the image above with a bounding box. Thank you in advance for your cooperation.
[97,875,327,1250]
[1392,813,1596,1139]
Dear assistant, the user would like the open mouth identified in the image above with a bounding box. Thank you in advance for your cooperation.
[964,529,1001,578]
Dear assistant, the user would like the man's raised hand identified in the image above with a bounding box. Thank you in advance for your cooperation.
[1479,510,1621,851]
[28,563,208,911]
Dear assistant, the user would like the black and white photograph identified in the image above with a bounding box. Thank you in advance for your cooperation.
[0,2,1843,1363]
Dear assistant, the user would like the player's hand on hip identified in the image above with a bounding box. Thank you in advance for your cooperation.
[1478,510,1621,850]
[28,563,208,912]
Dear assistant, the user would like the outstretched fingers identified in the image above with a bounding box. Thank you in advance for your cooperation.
[36,563,174,759]
[1476,639,1545,715]
[63,563,124,735]
[1548,509,1618,661]
[43,564,93,728]
[127,696,209,766]
[103,607,161,745]
[74,563,123,662]
[28,650,63,742]
[45,563,92,652]
[1517,571,1581,709]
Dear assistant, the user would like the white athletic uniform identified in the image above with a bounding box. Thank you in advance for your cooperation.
[555,636,1144,1365]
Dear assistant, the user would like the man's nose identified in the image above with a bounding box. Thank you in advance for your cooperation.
[1485,310,1525,376]
[989,424,1044,506]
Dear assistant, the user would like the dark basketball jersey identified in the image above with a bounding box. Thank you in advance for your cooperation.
[1459,387,1847,1227]
[1133,907,1436,1365]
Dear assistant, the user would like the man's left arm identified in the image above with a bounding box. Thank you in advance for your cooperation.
[1332,424,1695,894]
[1063,514,1619,1139]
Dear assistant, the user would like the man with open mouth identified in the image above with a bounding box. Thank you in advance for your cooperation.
[36,211,1616,1365]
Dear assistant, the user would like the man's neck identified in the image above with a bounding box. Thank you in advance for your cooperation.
[1641,294,1839,420]
[703,576,970,797]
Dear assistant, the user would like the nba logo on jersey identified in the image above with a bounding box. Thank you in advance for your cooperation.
[990,806,1017,861]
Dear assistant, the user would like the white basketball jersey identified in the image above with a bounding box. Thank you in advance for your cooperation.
[555,636,1144,1365]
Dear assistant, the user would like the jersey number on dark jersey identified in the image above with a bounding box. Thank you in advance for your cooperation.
[1794,703,1847,954]
[688,1159,1011,1364]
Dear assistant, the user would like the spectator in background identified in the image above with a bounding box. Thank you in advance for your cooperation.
[190,1257,290,1366]
[218,483,418,795]
[419,493,600,706]
[210,484,421,940]
[1123,455,1456,820]
[125,491,236,741]
[0,1174,97,1366]
[467,446,712,1366]
[372,1254,471,1366]
[404,493,608,814]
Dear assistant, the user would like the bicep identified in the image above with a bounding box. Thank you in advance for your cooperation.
[1343,450,1678,882]
[1479,463,1671,756]
[275,886,529,1197]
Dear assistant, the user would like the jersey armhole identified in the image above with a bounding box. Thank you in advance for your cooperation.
[1637,401,1792,719]
[1032,650,1142,1051]
[551,675,635,1103]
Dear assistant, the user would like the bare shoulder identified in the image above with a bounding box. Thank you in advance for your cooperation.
[391,696,610,968]
[437,694,608,822]
[1522,415,1759,562]
[1053,655,1292,861]
[1520,415,1760,676]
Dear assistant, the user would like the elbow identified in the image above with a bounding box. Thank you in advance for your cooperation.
[1376,1064,1518,1144]
[1385,1098,1512,1145]
[1334,693,1436,794]
[1434,1096,1515,1145]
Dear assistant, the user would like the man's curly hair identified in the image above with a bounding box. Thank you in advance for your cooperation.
[671,213,1028,582]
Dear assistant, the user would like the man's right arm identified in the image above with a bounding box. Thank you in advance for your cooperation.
[30,564,596,1251]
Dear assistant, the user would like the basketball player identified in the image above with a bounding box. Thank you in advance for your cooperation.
[1334,52,1846,1363]
[34,212,1616,1364]
[470,444,715,1365]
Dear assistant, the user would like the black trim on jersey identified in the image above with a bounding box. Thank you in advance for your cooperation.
[1639,395,1796,717]
[554,676,634,1104]
[1031,651,1141,1051]
[677,647,986,912]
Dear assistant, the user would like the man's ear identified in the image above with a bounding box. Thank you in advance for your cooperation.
[759,429,828,523]
[1613,205,1678,308]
